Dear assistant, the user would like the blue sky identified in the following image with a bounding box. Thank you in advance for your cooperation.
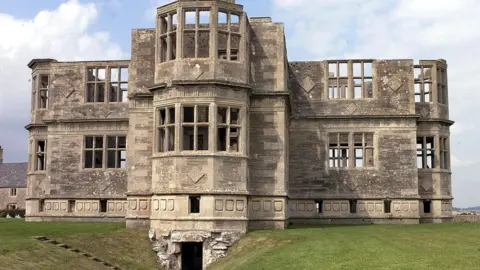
[0,0,479,207]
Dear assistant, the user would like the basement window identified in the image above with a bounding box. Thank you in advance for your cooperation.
[189,196,200,214]
[315,200,323,214]
[100,200,107,213]
[68,200,75,213]
[423,200,431,214]
[417,136,435,169]
[384,200,391,213]
[35,140,47,171]
[349,200,357,213]
[39,199,45,212]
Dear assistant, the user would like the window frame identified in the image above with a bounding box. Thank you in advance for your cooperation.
[35,140,47,171]
[414,65,433,103]
[181,104,210,151]
[156,107,177,153]
[108,66,129,103]
[328,132,375,169]
[217,106,242,153]
[327,60,374,100]
[9,188,17,197]
[37,74,50,109]
[85,66,129,103]
[417,136,435,169]
[83,135,127,170]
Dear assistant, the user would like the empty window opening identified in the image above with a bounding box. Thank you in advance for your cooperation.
[315,200,323,213]
[10,188,17,197]
[182,106,210,151]
[183,9,210,59]
[217,107,241,152]
[181,242,203,270]
[423,200,431,213]
[38,75,49,109]
[36,140,46,171]
[158,12,177,62]
[384,200,391,213]
[107,136,126,169]
[440,137,449,169]
[414,65,433,103]
[86,67,106,102]
[7,204,17,210]
[328,133,349,168]
[328,61,373,99]
[417,136,435,169]
[157,107,176,152]
[68,200,75,213]
[39,199,45,212]
[84,136,104,169]
[354,133,374,168]
[189,196,200,214]
[349,200,357,214]
[437,67,448,104]
[218,11,241,61]
[109,67,129,102]
[100,199,107,213]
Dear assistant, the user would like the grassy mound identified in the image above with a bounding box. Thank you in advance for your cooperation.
[211,223,480,270]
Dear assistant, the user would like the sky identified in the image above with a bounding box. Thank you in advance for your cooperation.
[0,0,478,207]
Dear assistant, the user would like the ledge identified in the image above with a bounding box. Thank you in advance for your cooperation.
[148,79,252,92]
[24,123,47,130]
[302,114,420,120]
[42,118,129,124]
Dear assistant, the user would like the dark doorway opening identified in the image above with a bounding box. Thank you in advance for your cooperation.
[181,242,203,270]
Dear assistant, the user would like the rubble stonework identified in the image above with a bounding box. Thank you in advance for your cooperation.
[25,0,454,268]
[150,230,243,269]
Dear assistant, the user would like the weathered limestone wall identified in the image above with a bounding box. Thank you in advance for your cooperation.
[0,188,26,210]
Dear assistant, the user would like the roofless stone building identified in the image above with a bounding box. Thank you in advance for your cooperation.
[25,0,454,268]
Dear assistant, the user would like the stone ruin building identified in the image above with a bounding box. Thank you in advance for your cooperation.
[25,0,454,269]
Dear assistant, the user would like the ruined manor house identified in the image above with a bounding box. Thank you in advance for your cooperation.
[25,0,453,268]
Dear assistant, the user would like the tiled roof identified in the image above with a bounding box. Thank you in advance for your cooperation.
[0,163,28,188]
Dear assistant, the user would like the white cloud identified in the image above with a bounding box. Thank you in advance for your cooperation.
[0,0,127,161]
[271,0,480,206]
[144,0,173,22]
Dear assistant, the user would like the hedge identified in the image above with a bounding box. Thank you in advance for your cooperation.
[0,209,26,218]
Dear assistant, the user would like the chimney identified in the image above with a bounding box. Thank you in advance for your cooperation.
[0,146,3,164]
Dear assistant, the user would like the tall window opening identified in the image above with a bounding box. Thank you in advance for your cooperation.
[440,137,449,169]
[315,200,323,214]
[218,11,241,61]
[10,188,17,197]
[109,67,129,102]
[100,199,107,213]
[38,75,49,109]
[35,140,46,171]
[353,133,374,168]
[437,67,447,104]
[68,200,76,213]
[417,136,435,169]
[414,65,433,103]
[86,68,106,102]
[384,200,391,213]
[157,107,176,152]
[217,107,241,152]
[328,133,349,168]
[159,12,177,62]
[84,136,104,169]
[107,136,126,169]
[349,200,357,214]
[183,9,210,59]
[423,200,431,213]
[182,105,210,151]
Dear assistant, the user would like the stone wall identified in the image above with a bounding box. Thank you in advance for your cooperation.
[0,187,26,210]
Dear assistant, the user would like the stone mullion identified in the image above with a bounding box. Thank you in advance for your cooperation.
[194,105,198,151]
[166,13,173,61]
[226,107,231,152]
[210,5,218,60]
[177,7,184,59]
[347,60,353,99]
[195,9,199,58]
[227,13,231,61]
[174,104,181,153]
[432,64,438,104]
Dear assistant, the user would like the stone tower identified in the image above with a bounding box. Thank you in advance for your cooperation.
[127,0,288,268]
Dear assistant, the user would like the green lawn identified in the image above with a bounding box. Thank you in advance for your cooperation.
[2,220,480,270]
[211,223,480,270]
[0,219,160,270]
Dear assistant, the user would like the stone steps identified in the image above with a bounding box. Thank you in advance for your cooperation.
[33,236,121,270]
